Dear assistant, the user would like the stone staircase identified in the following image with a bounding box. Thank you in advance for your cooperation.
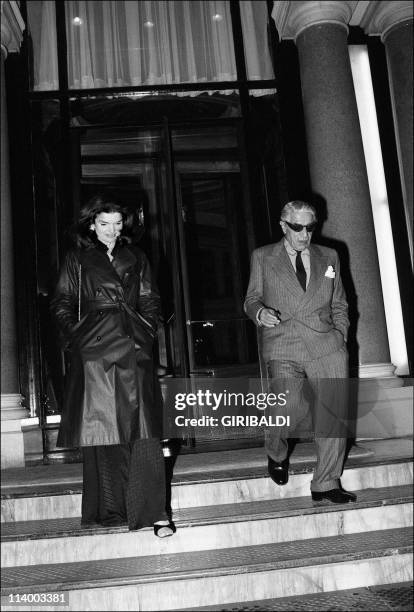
[1,438,413,610]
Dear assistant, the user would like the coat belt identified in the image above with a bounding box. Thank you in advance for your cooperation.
[82,300,125,312]
[82,300,153,333]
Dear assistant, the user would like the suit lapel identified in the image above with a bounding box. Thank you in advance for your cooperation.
[300,245,328,308]
[268,242,304,301]
[264,241,328,307]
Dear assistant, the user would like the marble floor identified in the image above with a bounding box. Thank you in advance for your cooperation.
[1,438,412,612]
[177,582,414,611]
[1,528,412,611]
[2,438,412,494]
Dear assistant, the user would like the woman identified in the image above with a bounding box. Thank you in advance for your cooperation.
[51,193,175,537]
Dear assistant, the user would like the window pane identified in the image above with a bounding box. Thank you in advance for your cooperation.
[27,1,59,91]
[65,1,237,89]
[240,1,275,82]
[26,1,274,93]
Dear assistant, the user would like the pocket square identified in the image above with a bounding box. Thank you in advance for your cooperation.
[325,265,335,278]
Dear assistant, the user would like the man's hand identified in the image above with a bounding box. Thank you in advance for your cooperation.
[259,308,281,327]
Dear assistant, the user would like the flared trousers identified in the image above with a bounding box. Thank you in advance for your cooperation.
[82,438,168,530]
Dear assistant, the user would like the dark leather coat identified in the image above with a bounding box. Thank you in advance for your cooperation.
[50,240,163,447]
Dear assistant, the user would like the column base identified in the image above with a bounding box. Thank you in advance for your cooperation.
[355,365,412,439]
[358,362,403,386]
[1,393,28,469]
[356,384,413,439]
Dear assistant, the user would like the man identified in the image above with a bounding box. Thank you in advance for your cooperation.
[244,200,356,503]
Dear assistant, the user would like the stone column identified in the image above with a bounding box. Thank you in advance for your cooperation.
[358,1,413,266]
[272,1,395,379]
[1,1,27,468]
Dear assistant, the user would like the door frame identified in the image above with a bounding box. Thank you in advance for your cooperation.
[36,116,265,459]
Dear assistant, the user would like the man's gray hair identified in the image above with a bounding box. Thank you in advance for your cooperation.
[280,200,317,221]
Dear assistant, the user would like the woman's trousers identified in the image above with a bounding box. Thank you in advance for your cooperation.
[81,438,168,530]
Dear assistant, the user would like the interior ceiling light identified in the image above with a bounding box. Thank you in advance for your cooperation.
[72,17,83,26]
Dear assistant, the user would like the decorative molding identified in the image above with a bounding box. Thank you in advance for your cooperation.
[349,1,373,26]
[350,1,413,40]
[1,0,25,57]
[1,393,27,421]
[1,393,27,468]
[358,362,403,383]
[272,1,357,41]
[272,2,413,42]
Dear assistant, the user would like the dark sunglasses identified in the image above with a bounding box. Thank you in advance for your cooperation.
[284,220,317,233]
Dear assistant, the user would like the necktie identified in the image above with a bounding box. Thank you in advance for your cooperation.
[295,251,307,291]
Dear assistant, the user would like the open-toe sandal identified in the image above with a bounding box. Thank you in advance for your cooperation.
[153,521,176,538]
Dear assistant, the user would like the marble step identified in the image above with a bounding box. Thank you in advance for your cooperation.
[1,528,412,611]
[2,454,413,523]
[1,485,412,567]
[177,581,414,611]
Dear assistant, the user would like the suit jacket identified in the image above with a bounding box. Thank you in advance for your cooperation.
[244,240,349,362]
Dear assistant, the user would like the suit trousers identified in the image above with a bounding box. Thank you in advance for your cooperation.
[264,346,348,492]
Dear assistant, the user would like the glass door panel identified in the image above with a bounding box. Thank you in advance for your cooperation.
[78,125,186,378]
[170,123,260,448]
[178,174,257,374]
[169,124,258,377]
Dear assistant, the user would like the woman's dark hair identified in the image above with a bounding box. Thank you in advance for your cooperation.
[71,193,134,248]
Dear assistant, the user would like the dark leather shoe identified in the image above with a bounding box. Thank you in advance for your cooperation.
[268,457,289,485]
[311,488,357,503]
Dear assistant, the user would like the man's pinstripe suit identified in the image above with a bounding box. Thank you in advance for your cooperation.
[244,239,351,493]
